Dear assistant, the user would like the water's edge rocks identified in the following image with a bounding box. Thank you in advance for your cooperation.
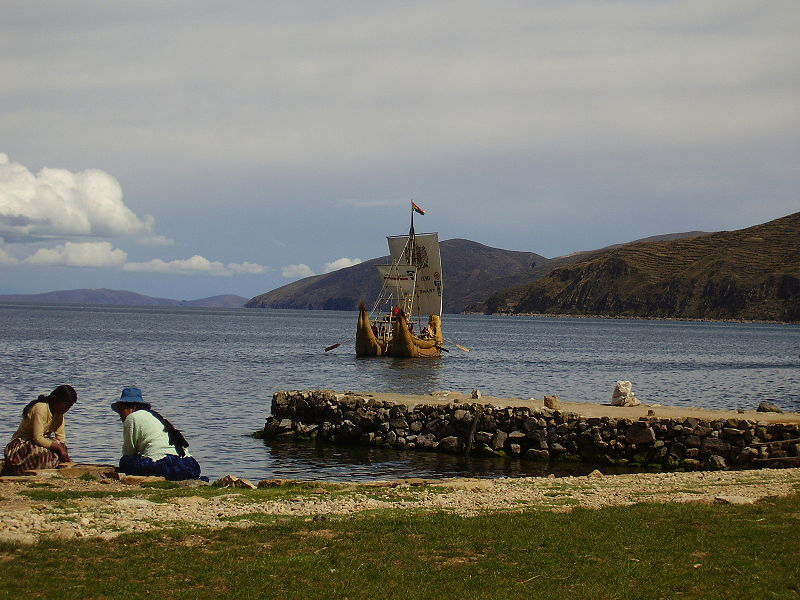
[262,390,800,471]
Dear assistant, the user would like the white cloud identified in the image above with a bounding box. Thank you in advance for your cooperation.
[124,255,229,276]
[123,255,267,276]
[0,153,169,244]
[282,264,315,279]
[24,241,127,268]
[228,261,267,275]
[323,257,362,273]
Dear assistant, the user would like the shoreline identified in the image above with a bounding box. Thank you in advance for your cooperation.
[460,311,799,326]
[1,464,799,544]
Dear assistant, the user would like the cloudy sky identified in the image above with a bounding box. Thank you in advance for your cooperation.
[1,1,797,300]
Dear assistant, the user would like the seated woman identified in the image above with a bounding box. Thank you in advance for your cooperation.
[2,385,76,475]
[111,387,204,481]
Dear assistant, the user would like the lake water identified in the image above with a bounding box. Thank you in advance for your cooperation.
[1,304,798,481]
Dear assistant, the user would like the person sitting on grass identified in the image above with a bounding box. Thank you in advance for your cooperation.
[2,384,77,475]
[111,387,205,481]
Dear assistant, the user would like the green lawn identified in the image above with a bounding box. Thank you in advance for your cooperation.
[1,493,798,599]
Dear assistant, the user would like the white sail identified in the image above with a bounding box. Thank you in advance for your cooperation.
[387,233,443,316]
[376,264,417,298]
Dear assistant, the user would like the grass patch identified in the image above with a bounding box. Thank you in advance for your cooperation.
[142,482,344,504]
[20,489,138,501]
[544,497,580,506]
[17,481,349,505]
[25,482,57,488]
[2,493,799,599]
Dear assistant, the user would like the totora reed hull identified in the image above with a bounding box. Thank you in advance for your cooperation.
[356,303,443,357]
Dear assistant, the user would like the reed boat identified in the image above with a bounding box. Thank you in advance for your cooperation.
[356,202,444,357]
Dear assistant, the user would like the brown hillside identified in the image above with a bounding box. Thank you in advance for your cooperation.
[489,212,800,322]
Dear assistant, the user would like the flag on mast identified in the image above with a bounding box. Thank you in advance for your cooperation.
[411,201,426,215]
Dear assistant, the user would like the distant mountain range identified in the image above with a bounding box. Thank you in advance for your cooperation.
[247,211,799,322]
[5,212,796,322]
[245,232,710,314]
[0,289,248,308]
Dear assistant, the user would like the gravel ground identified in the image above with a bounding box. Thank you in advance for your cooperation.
[1,467,799,545]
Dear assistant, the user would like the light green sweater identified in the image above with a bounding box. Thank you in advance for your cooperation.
[122,410,190,461]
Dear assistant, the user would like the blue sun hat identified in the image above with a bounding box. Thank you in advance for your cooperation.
[111,386,151,413]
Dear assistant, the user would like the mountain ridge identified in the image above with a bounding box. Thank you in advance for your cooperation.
[246,232,709,314]
[0,288,248,308]
[487,212,799,322]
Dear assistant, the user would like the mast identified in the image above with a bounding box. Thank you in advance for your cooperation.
[409,201,417,320]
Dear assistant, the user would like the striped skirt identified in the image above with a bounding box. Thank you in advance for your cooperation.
[2,438,60,475]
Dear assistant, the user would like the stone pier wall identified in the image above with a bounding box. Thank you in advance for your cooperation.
[261,391,800,470]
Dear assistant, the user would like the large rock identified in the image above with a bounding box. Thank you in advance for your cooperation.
[611,381,641,407]
[213,475,256,489]
[544,395,561,410]
[437,436,462,453]
[524,449,550,461]
[474,431,493,444]
[756,401,783,413]
[701,438,732,455]
[626,422,656,445]
[706,455,727,470]
[491,430,508,451]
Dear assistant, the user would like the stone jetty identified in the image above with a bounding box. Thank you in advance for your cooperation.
[262,390,800,471]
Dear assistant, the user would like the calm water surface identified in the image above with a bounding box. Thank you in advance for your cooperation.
[1,304,797,481]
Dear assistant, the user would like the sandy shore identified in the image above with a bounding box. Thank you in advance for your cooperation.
[362,391,800,423]
[1,466,799,544]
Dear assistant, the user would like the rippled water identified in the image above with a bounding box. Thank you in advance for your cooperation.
[1,304,797,481]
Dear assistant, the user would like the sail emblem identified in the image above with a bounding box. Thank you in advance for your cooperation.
[405,244,429,269]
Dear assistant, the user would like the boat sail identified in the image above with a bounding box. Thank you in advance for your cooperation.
[356,202,444,357]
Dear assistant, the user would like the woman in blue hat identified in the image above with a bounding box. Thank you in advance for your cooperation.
[111,387,203,481]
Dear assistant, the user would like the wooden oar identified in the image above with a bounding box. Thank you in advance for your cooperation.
[325,335,355,352]
[444,337,470,352]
